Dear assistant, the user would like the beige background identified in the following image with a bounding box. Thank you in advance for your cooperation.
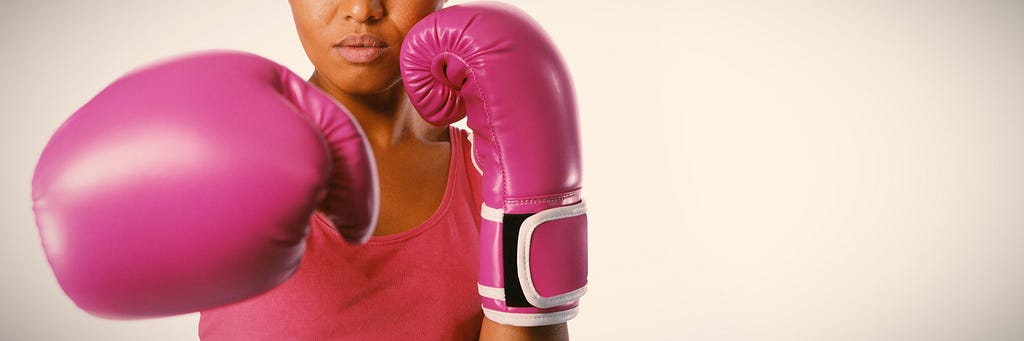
[2,0,1023,340]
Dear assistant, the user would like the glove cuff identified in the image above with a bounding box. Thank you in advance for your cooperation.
[479,201,588,326]
[481,301,581,327]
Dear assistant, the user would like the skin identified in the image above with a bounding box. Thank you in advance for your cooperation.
[289,0,451,236]
[287,0,570,339]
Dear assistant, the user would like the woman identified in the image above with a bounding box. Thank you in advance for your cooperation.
[197,1,570,339]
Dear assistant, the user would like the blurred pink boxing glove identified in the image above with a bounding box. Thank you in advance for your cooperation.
[401,2,588,327]
[32,51,379,319]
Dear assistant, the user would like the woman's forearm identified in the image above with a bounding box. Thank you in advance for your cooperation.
[479,318,569,341]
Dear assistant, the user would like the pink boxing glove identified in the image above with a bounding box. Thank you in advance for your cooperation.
[401,2,588,326]
[32,51,379,319]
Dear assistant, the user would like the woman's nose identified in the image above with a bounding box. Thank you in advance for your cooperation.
[341,0,384,23]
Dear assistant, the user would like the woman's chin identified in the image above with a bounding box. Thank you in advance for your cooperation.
[312,69,402,97]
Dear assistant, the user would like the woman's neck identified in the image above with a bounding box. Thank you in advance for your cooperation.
[308,72,447,150]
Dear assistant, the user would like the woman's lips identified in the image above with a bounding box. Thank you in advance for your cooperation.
[334,34,389,64]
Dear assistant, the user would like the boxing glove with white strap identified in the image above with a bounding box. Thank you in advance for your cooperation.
[401,2,588,327]
[32,51,379,318]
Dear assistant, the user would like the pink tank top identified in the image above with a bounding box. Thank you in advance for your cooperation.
[198,126,484,340]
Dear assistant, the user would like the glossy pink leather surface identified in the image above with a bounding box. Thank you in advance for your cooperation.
[530,214,588,297]
[401,2,583,213]
[479,217,505,289]
[401,3,587,324]
[32,51,378,318]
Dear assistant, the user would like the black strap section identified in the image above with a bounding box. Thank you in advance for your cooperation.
[502,213,535,307]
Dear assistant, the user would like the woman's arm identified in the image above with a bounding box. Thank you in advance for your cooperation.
[480,318,568,341]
